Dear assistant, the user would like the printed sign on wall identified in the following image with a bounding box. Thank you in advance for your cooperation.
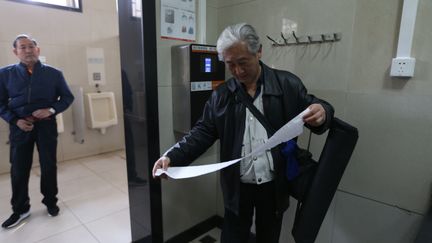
[161,0,196,42]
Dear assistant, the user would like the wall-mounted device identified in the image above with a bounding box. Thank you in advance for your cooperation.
[86,47,106,86]
[171,44,225,139]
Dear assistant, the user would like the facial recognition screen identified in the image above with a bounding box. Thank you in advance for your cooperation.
[200,55,215,74]
[204,58,212,73]
[189,45,224,82]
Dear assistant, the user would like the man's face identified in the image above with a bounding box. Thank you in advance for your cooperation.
[13,38,40,66]
[223,41,262,85]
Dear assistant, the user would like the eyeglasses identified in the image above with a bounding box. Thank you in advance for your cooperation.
[17,45,36,51]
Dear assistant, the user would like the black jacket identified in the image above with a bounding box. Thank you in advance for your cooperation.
[166,62,334,215]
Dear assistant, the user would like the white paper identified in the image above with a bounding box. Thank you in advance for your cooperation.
[248,108,310,157]
[155,108,310,179]
[154,158,241,179]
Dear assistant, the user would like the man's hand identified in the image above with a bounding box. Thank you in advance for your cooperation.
[32,108,53,119]
[16,119,34,132]
[152,156,171,179]
[303,104,326,127]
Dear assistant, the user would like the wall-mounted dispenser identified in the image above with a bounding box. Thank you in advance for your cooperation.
[171,44,225,139]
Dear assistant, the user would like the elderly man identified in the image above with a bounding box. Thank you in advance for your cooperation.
[0,34,74,228]
[153,23,334,242]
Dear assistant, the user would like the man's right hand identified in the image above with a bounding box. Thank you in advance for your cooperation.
[16,119,34,132]
[152,156,171,179]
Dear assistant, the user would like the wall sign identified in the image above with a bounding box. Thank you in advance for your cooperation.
[161,0,196,42]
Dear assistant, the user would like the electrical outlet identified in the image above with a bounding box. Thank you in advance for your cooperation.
[390,57,415,77]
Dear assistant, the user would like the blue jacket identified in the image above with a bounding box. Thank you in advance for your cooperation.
[0,61,74,124]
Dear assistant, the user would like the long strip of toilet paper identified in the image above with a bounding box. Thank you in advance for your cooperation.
[155,108,310,179]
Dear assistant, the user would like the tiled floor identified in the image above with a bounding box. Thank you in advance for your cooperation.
[190,228,221,243]
[0,151,131,243]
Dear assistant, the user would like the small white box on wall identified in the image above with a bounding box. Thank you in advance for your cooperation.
[390,57,415,77]
[86,48,106,86]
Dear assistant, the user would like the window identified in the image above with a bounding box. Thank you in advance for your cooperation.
[10,0,82,12]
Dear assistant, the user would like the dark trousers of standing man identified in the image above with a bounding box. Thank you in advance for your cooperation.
[9,119,58,214]
[221,181,284,243]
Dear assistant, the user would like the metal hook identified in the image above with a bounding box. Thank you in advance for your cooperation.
[292,31,299,44]
[266,35,279,46]
[321,34,326,42]
[280,32,288,45]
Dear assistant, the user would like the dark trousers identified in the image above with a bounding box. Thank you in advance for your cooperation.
[9,119,58,214]
[221,181,284,243]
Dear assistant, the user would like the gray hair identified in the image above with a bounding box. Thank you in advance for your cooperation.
[13,34,37,48]
[216,23,261,61]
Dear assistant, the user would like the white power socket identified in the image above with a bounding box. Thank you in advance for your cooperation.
[390,57,416,77]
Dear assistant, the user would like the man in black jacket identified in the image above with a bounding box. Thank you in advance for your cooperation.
[0,34,74,228]
[153,23,334,243]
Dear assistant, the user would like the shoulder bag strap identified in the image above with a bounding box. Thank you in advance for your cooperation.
[235,86,276,136]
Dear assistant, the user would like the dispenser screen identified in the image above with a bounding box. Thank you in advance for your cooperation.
[204,58,212,73]
[200,55,216,74]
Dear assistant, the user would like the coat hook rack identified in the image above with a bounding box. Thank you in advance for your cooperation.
[267,31,342,47]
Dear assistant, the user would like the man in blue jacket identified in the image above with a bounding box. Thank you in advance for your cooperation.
[0,34,74,228]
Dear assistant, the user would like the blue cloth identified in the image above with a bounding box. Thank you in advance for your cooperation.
[281,139,300,180]
[0,61,74,124]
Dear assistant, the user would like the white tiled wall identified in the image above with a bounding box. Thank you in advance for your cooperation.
[278,190,423,243]
[332,191,421,243]
[214,0,431,241]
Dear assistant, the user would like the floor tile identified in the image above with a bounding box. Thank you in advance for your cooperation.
[80,154,126,174]
[86,208,131,243]
[56,160,97,183]
[35,225,99,243]
[97,169,128,193]
[57,174,114,202]
[190,227,221,243]
[64,187,129,223]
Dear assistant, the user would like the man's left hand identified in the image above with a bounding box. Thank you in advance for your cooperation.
[32,108,53,119]
[303,104,326,127]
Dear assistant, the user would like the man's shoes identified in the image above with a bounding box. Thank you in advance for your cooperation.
[1,211,31,229]
[47,205,60,217]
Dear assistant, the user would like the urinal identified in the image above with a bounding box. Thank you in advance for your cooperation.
[85,92,118,134]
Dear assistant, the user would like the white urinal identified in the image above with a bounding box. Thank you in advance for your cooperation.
[85,92,118,134]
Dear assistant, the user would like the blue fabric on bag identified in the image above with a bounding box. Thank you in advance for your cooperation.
[281,139,300,181]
